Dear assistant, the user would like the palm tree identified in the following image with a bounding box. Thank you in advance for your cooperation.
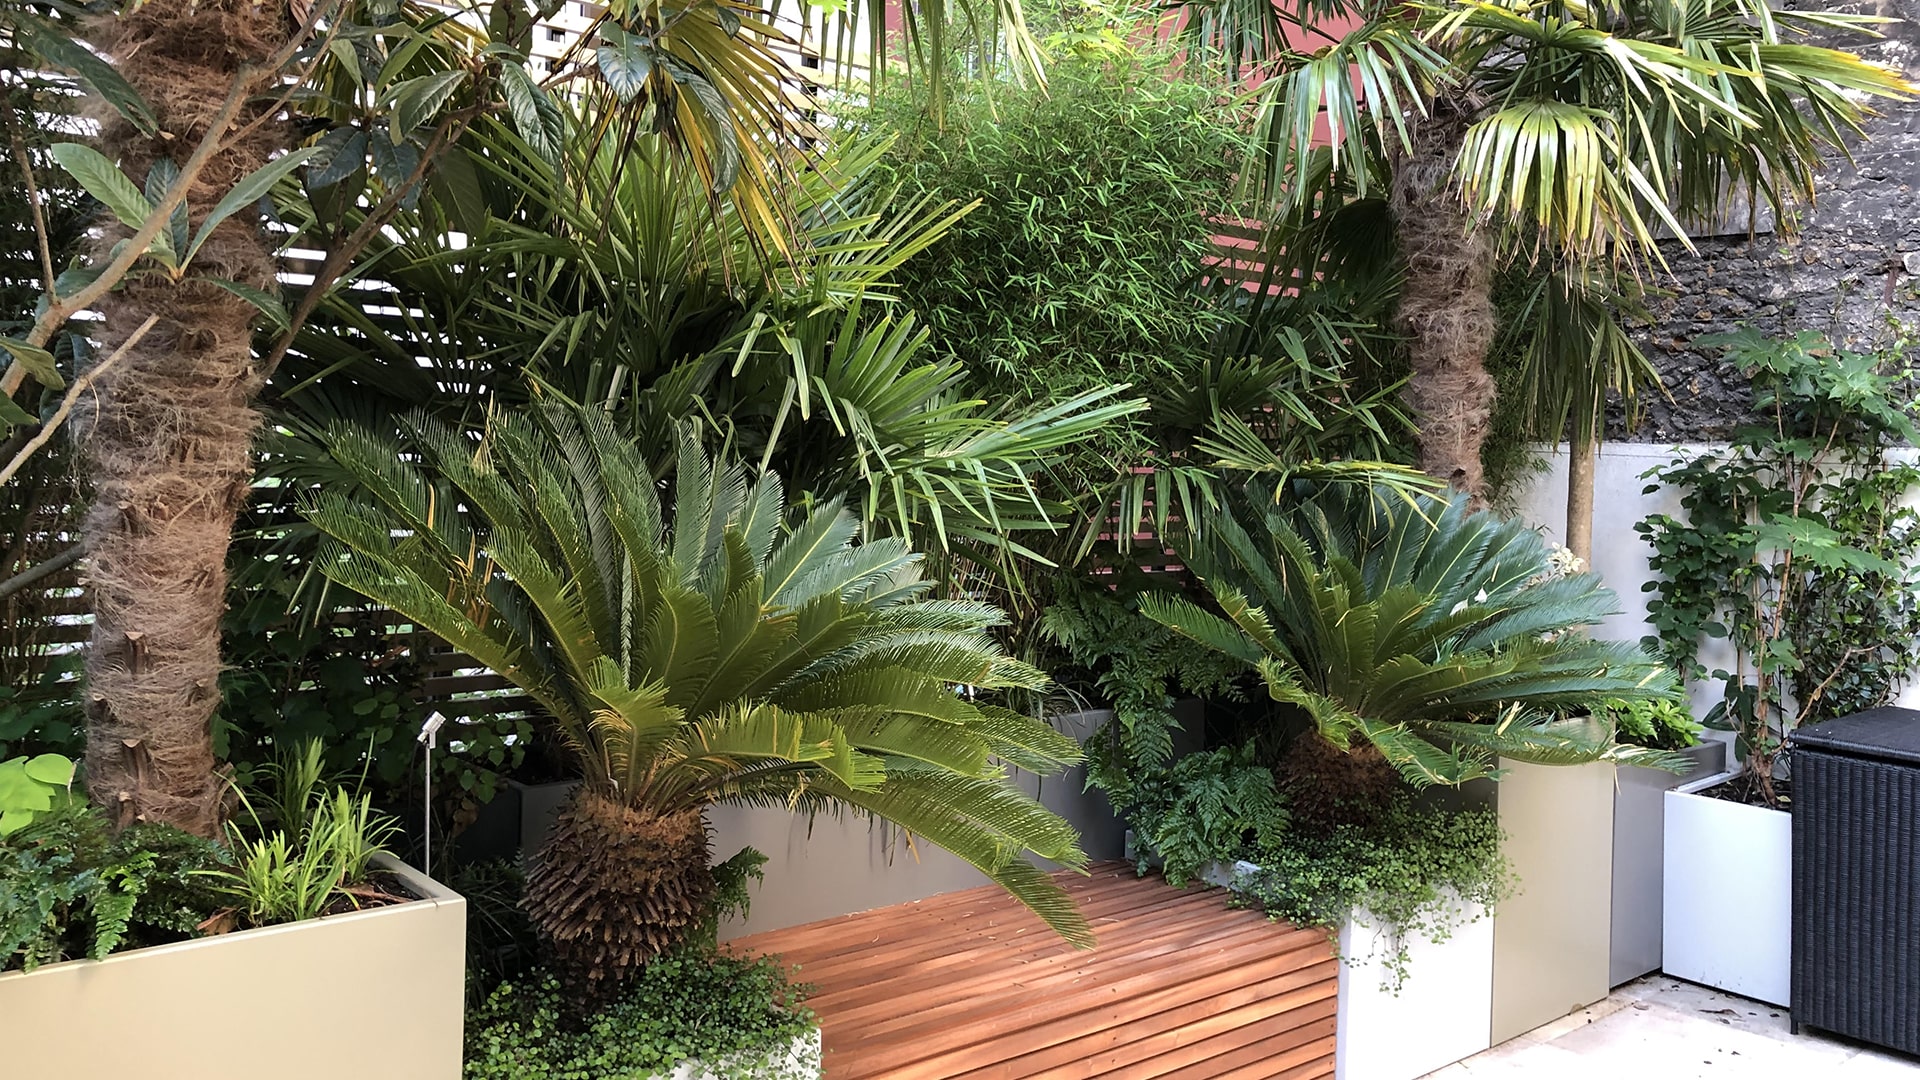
[304,406,1092,1002]
[42,0,1009,834]
[1181,0,1911,507]
[1141,482,1678,824]
[273,115,1142,568]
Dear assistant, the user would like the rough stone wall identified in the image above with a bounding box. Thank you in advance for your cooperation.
[1626,0,1920,442]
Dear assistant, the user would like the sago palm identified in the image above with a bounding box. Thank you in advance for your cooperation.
[1182,0,1911,501]
[1142,484,1677,821]
[303,406,1091,1001]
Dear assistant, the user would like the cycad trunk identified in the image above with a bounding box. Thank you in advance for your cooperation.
[79,0,289,837]
[525,794,716,1009]
[1276,728,1403,833]
[1391,100,1496,502]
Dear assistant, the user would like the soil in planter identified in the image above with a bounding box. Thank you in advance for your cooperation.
[330,869,421,914]
[1698,773,1792,811]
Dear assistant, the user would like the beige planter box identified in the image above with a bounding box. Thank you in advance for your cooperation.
[1489,758,1615,1043]
[0,853,466,1078]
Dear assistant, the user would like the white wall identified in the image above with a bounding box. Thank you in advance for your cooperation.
[1511,444,1920,723]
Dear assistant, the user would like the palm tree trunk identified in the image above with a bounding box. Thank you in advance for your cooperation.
[79,0,290,836]
[1390,100,1496,503]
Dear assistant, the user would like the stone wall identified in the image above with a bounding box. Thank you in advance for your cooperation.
[1626,0,1920,442]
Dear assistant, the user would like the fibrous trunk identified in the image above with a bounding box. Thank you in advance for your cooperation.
[524,794,717,1009]
[79,0,289,837]
[1391,99,1497,503]
[1275,728,1404,833]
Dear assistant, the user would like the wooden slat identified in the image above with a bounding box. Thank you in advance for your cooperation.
[727,863,1338,1080]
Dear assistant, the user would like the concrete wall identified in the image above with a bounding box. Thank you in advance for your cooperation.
[712,707,1132,940]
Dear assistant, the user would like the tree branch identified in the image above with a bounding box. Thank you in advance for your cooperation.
[0,543,86,602]
[3,100,58,297]
[0,313,157,489]
[256,107,484,382]
[1,0,344,398]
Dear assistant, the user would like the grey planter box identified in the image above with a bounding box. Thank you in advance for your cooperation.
[1609,740,1727,986]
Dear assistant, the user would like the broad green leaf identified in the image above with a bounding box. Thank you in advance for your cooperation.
[29,31,159,137]
[307,127,370,190]
[49,143,152,233]
[0,338,63,391]
[21,754,74,785]
[498,60,564,165]
[184,146,323,264]
[0,393,39,429]
[387,71,468,140]
[205,278,290,331]
[595,25,656,102]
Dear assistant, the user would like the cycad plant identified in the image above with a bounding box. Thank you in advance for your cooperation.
[1143,484,1676,823]
[304,407,1090,1002]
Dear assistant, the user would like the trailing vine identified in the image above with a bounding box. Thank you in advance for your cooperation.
[1233,797,1513,992]
[1638,329,1920,801]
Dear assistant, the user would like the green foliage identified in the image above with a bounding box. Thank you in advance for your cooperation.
[1639,329,1920,792]
[0,659,85,763]
[212,742,402,927]
[869,37,1418,558]
[464,952,816,1079]
[871,45,1246,455]
[0,804,229,973]
[450,858,541,1001]
[305,407,1092,945]
[1115,745,1286,887]
[1601,698,1702,753]
[694,846,768,949]
[1146,482,1678,787]
[1040,573,1250,794]
[1235,798,1513,992]
[219,573,532,813]
[0,752,74,835]
[278,116,1137,573]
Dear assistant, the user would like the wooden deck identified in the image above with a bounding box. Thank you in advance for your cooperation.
[727,862,1338,1079]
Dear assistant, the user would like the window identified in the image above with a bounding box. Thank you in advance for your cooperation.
[800,52,822,70]
[546,26,564,41]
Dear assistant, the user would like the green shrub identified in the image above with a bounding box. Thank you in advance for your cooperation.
[465,951,816,1079]
[212,741,404,927]
[1235,798,1513,991]
[1602,698,1703,752]
[1118,745,1286,887]
[0,804,229,972]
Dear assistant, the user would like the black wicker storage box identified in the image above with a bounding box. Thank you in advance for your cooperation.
[1789,706,1920,1055]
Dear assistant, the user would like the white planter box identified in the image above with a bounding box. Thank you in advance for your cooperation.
[1338,897,1494,1080]
[0,853,466,1078]
[1202,861,1494,1080]
[656,1026,822,1080]
[1663,771,1792,1005]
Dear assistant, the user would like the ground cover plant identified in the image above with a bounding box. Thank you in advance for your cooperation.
[464,950,816,1080]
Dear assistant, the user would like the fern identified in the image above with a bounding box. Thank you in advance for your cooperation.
[1,807,228,972]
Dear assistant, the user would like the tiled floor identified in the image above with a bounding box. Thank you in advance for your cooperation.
[1423,976,1919,1079]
